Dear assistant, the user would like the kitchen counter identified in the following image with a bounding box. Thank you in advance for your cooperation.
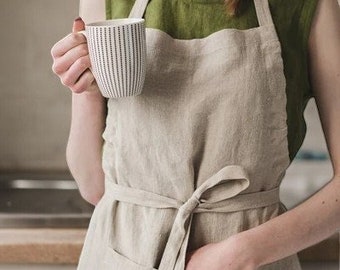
[0,229,338,264]
[0,229,86,264]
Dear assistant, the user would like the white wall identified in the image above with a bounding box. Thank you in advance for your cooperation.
[0,0,78,171]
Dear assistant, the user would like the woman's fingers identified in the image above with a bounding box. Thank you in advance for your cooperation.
[72,17,85,33]
[50,18,98,95]
[69,69,95,94]
[51,32,87,58]
[52,43,89,74]
[60,55,92,88]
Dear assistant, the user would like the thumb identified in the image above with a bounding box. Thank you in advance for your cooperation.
[72,17,85,33]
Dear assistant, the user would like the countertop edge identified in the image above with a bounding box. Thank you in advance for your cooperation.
[0,229,86,264]
[0,229,338,264]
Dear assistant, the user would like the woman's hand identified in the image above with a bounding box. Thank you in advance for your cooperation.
[51,17,106,205]
[185,234,259,270]
[51,17,98,95]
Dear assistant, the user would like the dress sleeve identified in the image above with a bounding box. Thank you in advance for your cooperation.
[106,0,135,20]
[299,0,319,50]
[298,0,319,98]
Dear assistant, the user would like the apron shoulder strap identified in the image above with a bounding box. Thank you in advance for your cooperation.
[253,0,275,27]
[128,0,150,18]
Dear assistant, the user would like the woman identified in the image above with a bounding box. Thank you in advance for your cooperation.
[51,0,340,269]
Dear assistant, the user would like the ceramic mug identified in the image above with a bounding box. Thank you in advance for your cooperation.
[79,18,146,98]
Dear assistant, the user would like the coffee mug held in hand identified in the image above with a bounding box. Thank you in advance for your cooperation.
[79,18,146,99]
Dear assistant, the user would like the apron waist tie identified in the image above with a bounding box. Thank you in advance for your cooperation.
[104,165,280,270]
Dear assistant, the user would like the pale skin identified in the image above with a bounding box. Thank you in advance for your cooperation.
[51,0,340,269]
[51,3,106,205]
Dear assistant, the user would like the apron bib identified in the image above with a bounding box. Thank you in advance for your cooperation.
[78,0,302,269]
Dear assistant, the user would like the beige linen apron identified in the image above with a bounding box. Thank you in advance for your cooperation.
[77,0,302,269]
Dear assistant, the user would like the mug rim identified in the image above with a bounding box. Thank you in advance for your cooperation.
[86,18,145,28]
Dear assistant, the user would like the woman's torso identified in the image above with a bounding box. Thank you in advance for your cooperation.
[106,0,319,162]
[77,1,319,269]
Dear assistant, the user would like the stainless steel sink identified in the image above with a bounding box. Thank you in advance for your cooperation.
[0,171,94,228]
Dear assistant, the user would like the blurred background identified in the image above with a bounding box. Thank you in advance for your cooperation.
[0,0,339,269]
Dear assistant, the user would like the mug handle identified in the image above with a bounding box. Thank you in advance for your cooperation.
[78,30,87,38]
[77,30,93,73]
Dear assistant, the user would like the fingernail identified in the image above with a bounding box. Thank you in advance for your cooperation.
[74,16,82,22]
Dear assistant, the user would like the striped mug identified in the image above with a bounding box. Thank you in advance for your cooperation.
[79,18,146,98]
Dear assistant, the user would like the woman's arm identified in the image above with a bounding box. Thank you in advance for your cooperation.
[51,0,107,205]
[67,81,106,206]
[185,1,340,269]
[232,0,340,267]
[67,1,107,206]
[79,0,105,23]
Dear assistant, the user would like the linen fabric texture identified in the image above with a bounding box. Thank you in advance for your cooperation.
[106,0,319,162]
[77,0,311,269]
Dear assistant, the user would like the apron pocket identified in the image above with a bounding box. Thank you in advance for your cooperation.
[104,246,158,270]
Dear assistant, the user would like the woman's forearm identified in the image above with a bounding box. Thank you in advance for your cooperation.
[51,15,107,206]
[232,176,340,267]
[234,1,340,267]
[66,83,107,205]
